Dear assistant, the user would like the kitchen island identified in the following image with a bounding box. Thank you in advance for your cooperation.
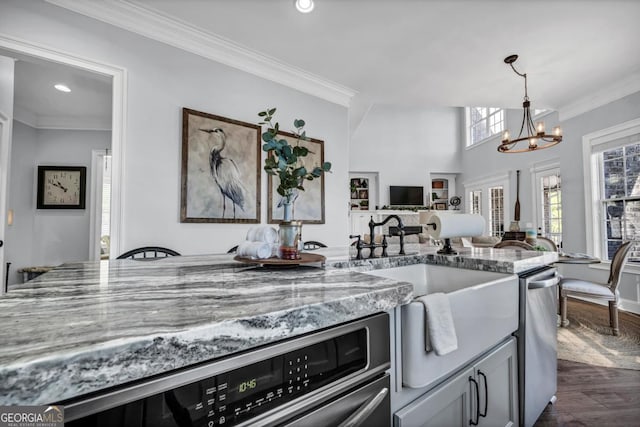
[0,244,556,408]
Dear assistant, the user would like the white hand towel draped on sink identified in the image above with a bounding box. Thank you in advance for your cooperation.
[417,293,458,356]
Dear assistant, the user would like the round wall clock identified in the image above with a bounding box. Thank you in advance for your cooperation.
[37,166,87,209]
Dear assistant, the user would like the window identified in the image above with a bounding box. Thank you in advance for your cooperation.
[464,173,510,237]
[584,118,640,265]
[533,164,563,247]
[599,143,639,262]
[470,190,482,214]
[466,107,504,146]
[489,186,504,237]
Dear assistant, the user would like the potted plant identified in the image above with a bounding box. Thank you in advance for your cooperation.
[258,108,331,258]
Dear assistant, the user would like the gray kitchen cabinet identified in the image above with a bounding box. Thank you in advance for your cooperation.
[394,338,517,427]
[394,366,474,427]
[475,338,518,427]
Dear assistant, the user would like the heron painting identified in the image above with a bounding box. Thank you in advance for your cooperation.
[181,108,260,223]
[267,130,326,224]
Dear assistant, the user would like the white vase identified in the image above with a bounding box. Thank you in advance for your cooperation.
[283,201,293,222]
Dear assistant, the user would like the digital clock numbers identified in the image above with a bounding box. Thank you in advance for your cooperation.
[238,379,257,393]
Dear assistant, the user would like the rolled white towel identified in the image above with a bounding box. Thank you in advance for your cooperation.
[237,241,272,259]
[246,226,278,244]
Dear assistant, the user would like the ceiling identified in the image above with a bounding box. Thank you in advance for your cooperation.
[9,0,640,127]
[124,0,640,114]
[0,49,112,130]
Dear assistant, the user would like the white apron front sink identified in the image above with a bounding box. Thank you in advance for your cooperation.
[363,264,519,389]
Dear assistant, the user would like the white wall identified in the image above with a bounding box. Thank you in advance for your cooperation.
[460,92,640,311]
[0,1,350,256]
[5,121,110,285]
[350,105,461,206]
[0,56,14,115]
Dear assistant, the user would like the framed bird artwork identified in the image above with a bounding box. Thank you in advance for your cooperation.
[180,108,261,223]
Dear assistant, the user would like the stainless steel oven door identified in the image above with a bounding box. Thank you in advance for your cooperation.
[279,374,390,427]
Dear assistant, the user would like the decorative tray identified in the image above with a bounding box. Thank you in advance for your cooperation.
[234,253,326,267]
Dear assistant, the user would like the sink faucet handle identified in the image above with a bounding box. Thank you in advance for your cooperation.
[349,235,363,259]
[381,235,388,257]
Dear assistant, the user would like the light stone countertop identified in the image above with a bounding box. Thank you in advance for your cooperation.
[0,244,556,405]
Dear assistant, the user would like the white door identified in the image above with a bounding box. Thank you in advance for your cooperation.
[0,114,12,293]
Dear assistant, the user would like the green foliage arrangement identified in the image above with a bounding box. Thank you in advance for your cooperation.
[258,108,331,201]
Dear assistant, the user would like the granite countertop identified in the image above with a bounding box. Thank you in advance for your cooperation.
[0,245,556,405]
[322,243,559,274]
[0,254,413,405]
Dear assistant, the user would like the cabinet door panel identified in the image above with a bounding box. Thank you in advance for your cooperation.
[394,367,473,427]
[475,338,518,427]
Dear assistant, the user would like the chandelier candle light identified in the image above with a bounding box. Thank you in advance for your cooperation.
[498,55,562,153]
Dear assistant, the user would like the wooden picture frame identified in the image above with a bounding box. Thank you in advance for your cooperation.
[268,131,326,224]
[37,165,86,209]
[435,202,448,210]
[181,108,261,223]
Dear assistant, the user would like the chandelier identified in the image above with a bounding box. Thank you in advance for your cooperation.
[498,55,562,153]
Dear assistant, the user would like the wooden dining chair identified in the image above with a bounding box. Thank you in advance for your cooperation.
[116,246,181,260]
[559,241,633,336]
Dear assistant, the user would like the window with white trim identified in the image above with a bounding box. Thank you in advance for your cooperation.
[584,119,640,264]
[489,186,505,237]
[465,173,510,237]
[466,107,504,146]
[599,142,639,262]
[470,190,482,214]
[533,165,563,247]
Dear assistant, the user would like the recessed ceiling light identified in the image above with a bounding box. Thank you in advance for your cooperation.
[295,0,314,13]
[54,84,71,93]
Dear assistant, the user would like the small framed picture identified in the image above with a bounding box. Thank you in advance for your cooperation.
[358,189,368,199]
[268,131,326,224]
[37,166,87,209]
[435,202,448,210]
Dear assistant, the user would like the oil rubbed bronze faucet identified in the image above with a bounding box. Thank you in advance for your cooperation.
[350,215,405,259]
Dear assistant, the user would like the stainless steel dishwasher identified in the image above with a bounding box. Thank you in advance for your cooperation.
[61,313,391,427]
[516,266,560,427]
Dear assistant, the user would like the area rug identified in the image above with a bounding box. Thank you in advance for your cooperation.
[557,298,640,370]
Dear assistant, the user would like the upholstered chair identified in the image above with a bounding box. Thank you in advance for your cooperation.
[558,241,633,336]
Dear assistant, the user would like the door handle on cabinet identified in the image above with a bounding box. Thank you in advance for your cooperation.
[469,376,480,426]
[478,370,488,418]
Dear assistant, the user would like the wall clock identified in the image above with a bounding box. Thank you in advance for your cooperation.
[37,165,87,209]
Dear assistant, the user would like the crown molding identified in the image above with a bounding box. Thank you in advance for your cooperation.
[558,72,640,122]
[45,0,356,107]
[14,106,111,131]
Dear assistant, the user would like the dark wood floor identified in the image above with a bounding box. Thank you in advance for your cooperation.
[535,301,640,426]
[534,359,640,426]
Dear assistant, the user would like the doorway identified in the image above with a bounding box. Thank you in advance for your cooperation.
[0,35,125,286]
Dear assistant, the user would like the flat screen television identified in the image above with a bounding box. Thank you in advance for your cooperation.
[390,186,424,206]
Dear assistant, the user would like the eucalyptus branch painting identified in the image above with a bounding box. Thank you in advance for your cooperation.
[181,108,260,223]
[267,130,326,224]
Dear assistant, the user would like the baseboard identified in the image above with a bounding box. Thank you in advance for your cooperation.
[573,296,640,315]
